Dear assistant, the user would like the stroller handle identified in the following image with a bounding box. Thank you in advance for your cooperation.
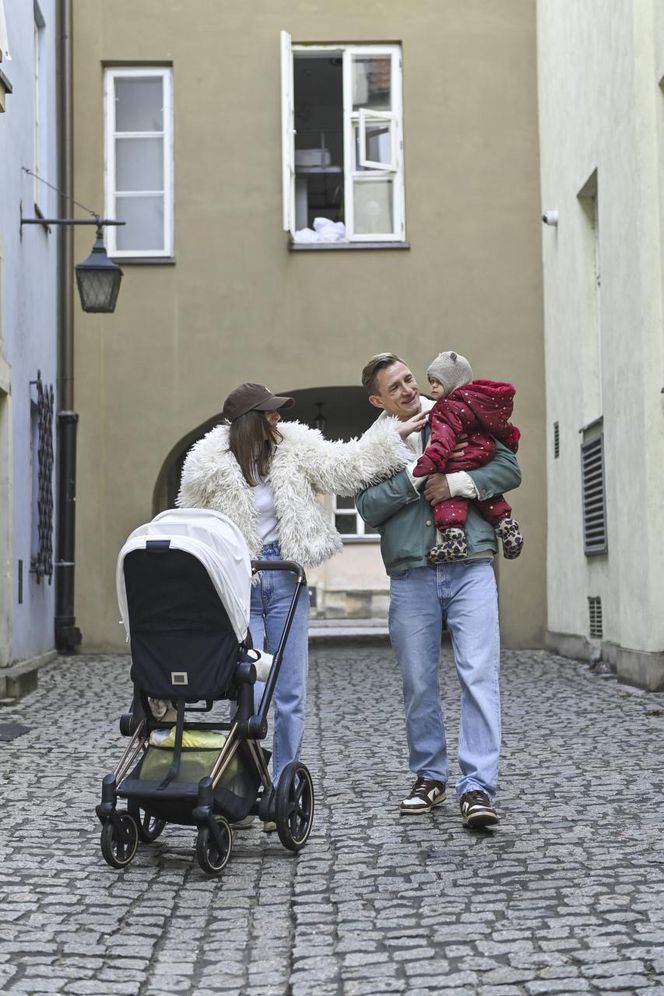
[250,559,308,730]
[251,559,307,584]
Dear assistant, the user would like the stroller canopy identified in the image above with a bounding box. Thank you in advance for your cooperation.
[117,509,251,643]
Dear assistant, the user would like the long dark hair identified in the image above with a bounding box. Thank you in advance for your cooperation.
[228,410,283,486]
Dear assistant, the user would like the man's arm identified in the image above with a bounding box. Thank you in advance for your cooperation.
[355,469,420,529]
[466,440,521,499]
[423,440,521,506]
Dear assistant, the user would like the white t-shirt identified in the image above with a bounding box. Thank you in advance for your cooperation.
[252,477,279,545]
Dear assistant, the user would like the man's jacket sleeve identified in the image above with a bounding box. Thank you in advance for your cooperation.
[355,470,420,528]
[466,440,521,500]
[356,440,521,528]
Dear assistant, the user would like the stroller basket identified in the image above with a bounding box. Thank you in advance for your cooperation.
[96,509,315,876]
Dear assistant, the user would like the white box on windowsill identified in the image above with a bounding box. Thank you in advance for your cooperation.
[295,148,332,168]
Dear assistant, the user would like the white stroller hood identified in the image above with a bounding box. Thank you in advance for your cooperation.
[117,509,252,643]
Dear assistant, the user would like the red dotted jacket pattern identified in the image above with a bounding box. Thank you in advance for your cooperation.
[413,379,521,478]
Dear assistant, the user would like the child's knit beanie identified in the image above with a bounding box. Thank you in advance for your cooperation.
[427,351,473,396]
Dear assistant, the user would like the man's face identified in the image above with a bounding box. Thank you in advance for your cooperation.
[369,361,421,421]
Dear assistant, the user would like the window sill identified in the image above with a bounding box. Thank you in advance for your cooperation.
[110,256,176,266]
[339,536,380,544]
[289,240,410,252]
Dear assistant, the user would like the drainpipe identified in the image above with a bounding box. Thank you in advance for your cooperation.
[54,0,81,652]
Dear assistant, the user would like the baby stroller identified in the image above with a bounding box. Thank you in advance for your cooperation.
[96,508,315,876]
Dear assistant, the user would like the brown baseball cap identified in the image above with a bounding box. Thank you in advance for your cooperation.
[222,382,295,422]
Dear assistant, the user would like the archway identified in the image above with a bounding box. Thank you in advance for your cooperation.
[152,386,388,621]
[152,385,377,513]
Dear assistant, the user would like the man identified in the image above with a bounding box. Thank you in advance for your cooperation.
[356,353,521,828]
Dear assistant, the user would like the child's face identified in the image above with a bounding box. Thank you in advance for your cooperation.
[428,377,445,400]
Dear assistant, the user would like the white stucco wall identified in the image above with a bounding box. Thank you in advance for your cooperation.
[0,0,58,665]
[537,0,664,666]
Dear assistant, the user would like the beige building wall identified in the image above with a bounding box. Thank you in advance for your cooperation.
[72,0,545,650]
[537,0,664,688]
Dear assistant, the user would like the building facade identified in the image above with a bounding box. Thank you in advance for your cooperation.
[0,0,59,682]
[537,0,664,688]
[72,0,546,651]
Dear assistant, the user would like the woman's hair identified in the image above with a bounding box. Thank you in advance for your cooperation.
[228,410,283,486]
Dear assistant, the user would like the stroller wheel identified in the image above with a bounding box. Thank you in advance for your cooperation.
[196,816,233,875]
[128,802,166,843]
[275,762,315,852]
[100,813,139,869]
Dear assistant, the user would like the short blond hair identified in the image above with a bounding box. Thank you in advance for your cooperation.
[361,353,405,395]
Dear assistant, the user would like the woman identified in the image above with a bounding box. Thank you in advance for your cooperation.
[177,382,424,792]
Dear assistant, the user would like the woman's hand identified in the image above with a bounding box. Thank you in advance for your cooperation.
[396,411,428,439]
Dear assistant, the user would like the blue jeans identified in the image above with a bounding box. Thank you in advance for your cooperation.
[388,559,501,799]
[250,543,310,784]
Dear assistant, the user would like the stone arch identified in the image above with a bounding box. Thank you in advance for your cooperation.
[152,384,375,515]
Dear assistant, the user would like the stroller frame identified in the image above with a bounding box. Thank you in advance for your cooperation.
[97,538,315,876]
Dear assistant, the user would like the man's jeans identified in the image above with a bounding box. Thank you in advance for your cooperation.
[250,543,310,785]
[389,559,501,798]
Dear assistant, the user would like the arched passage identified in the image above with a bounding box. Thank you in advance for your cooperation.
[152,384,377,513]
[152,385,389,621]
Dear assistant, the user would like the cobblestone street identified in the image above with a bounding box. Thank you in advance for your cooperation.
[1,645,664,996]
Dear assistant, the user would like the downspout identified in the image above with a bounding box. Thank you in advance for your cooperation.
[54,0,81,652]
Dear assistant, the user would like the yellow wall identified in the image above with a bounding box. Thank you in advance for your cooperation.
[73,0,545,648]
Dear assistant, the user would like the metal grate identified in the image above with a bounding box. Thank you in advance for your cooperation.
[581,435,607,555]
[553,421,560,458]
[588,596,603,639]
[30,371,54,583]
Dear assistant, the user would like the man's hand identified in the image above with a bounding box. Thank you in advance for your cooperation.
[423,473,451,505]
[397,410,428,439]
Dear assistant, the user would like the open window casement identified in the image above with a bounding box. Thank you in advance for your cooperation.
[282,37,404,242]
[281,30,295,233]
[344,47,403,241]
[0,0,12,62]
[357,110,397,171]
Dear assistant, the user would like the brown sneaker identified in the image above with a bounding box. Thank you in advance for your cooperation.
[400,777,446,815]
[460,790,499,828]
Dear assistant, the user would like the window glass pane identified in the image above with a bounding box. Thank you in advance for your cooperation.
[354,121,393,171]
[335,495,355,510]
[116,137,164,192]
[115,195,164,252]
[352,56,391,111]
[353,178,394,235]
[335,514,358,535]
[115,76,164,132]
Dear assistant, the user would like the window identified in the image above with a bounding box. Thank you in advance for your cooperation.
[333,495,379,540]
[282,34,405,243]
[0,0,12,112]
[0,0,11,63]
[104,67,173,257]
[33,4,45,207]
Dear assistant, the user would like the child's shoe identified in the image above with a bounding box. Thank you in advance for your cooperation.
[428,527,468,563]
[496,517,524,559]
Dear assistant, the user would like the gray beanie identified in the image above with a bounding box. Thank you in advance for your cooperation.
[427,351,473,396]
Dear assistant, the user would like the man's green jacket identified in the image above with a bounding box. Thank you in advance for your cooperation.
[355,440,521,576]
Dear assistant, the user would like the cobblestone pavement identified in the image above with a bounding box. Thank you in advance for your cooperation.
[1,646,664,995]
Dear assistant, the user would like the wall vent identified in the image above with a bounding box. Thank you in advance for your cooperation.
[588,596,603,639]
[581,434,608,554]
[553,421,560,458]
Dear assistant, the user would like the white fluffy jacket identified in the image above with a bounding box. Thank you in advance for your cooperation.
[176,419,408,567]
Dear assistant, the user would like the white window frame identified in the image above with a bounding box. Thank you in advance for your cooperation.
[332,495,379,542]
[33,4,45,208]
[281,35,405,243]
[0,0,11,63]
[104,66,174,258]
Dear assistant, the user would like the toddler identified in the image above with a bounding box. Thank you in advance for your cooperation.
[412,350,523,563]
